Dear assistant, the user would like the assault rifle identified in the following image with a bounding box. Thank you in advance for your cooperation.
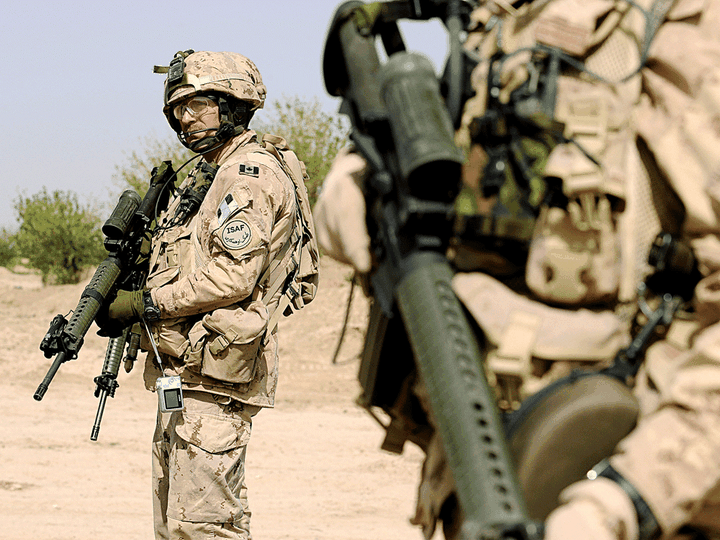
[35,162,175,441]
[323,2,541,539]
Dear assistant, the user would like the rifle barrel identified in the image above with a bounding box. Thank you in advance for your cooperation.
[90,332,127,441]
[90,390,110,441]
[33,351,67,401]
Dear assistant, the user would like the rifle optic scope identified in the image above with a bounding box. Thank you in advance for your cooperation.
[103,190,142,240]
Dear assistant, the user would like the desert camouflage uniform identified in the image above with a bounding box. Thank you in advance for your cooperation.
[151,391,258,539]
[316,0,720,539]
[143,127,297,539]
[425,0,720,538]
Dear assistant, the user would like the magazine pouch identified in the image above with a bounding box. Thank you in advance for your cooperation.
[185,300,269,384]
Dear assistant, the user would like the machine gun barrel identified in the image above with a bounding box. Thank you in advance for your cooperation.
[323,4,537,537]
[396,253,530,533]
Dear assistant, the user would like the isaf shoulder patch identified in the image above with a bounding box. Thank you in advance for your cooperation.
[239,163,259,177]
[221,219,253,251]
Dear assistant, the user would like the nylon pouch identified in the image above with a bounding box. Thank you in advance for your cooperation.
[526,194,621,305]
[184,300,269,384]
[525,76,626,306]
[141,265,195,358]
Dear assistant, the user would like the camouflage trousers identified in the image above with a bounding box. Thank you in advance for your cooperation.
[152,390,261,540]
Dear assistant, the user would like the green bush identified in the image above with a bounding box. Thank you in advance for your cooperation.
[0,228,17,268]
[14,189,106,285]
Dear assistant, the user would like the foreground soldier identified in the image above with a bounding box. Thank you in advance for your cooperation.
[317,1,720,539]
[100,50,314,539]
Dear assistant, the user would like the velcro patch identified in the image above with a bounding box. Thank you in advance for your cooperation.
[221,219,253,251]
[217,193,240,226]
[239,163,259,177]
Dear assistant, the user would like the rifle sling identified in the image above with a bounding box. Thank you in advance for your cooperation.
[82,287,107,305]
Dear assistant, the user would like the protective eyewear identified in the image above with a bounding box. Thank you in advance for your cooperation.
[172,96,215,120]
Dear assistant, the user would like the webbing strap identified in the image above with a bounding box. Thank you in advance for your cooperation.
[638,0,676,74]
[495,0,677,86]
[267,294,292,333]
[247,144,306,329]
[261,243,300,307]
[256,227,300,297]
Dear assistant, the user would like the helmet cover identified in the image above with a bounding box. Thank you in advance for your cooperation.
[160,50,267,131]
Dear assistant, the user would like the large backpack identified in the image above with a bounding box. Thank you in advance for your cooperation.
[253,133,319,329]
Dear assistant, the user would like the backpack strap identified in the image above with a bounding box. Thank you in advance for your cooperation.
[246,138,312,331]
[258,226,303,331]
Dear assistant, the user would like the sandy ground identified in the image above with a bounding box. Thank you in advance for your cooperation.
[0,257,426,540]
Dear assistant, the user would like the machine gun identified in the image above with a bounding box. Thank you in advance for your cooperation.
[35,162,175,440]
[323,2,541,538]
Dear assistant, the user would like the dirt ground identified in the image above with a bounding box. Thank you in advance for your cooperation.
[0,257,427,540]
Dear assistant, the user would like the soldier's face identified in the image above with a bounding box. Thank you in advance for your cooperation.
[176,96,221,143]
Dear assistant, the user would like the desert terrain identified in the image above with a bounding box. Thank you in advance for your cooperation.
[0,257,426,540]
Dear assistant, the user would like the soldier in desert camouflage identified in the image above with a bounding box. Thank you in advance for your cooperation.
[316,1,720,539]
[101,50,313,540]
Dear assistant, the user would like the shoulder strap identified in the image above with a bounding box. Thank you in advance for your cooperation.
[248,134,319,330]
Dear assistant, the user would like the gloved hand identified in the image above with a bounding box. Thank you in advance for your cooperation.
[545,478,639,540]
[314,146,372,273]
[96,289,146,338]
[107,289,145,324]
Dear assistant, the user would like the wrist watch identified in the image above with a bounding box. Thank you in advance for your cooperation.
[142,290,161,321]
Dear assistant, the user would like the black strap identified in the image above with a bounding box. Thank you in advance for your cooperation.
[81,287,106,305]
[592,459,661,540]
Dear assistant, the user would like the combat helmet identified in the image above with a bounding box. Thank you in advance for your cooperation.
[154,50,267,152]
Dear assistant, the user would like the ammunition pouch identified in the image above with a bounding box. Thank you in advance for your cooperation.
[184,300,269,384]
[526,193,621,306]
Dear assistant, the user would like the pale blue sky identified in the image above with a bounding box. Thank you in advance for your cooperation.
[0,1,448,229]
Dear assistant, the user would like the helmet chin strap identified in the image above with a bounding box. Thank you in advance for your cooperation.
[179,122,242,154]
[178,95,245,154]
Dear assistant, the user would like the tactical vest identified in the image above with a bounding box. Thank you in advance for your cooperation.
[456,0,684,306]
[452,0,685,406]
[142,132,318,407]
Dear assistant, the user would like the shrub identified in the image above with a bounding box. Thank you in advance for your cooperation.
[0,228,17,269]
[14,189,106,285]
